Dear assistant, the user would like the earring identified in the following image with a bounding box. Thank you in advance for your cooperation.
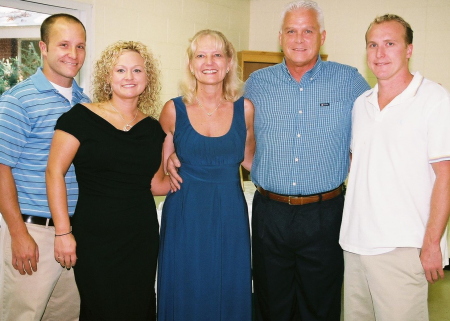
[191,70,194,75]
[226,69,229,74]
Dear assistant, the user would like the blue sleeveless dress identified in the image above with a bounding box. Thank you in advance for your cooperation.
[157,96,252,321]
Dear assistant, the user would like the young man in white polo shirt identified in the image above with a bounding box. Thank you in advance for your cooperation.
[339,14,450,321]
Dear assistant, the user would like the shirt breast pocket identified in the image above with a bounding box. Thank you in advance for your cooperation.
[312,100,352,134]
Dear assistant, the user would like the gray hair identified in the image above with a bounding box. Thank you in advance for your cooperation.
[281,0,325,32]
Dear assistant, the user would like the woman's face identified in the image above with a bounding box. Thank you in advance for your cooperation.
[189,35,231,87]
[110,50,148,100]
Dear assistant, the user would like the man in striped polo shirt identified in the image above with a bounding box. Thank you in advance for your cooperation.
[0,14,90,320]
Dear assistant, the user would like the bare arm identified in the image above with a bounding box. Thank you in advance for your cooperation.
[46,130,80,269]
[0,164,39,275]
[241,99,255,171]
[160,100,182,191]
[150,153,171,196]
[420,160,450,283]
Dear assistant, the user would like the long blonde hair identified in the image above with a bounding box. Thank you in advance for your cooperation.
[91,41,161,117]
[180,29,243,105]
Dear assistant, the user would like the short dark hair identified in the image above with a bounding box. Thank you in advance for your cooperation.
[40,13,86,45]
[366,14,413,45]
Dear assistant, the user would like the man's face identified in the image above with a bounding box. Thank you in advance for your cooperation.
[279,8,325,70]
[39,19,86,87]
[366,20,412,82]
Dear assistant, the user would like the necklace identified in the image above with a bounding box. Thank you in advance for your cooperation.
[108,101,138,131]
[196,97,223,116]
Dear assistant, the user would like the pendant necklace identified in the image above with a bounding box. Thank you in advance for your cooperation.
[196,97,223,116]
[108,101,138,131]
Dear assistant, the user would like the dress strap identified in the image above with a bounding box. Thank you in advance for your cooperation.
[233,96,246,133]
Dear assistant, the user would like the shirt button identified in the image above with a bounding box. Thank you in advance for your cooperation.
[297,134,301,137]
[292,182,297,186]
[299,88,303,91]
[295,158,299,162]
[299,110,303,114]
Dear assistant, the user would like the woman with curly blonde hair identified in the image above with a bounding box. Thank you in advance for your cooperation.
[157,30,255,320]
[92,41,161,117]
[46,40,169,320]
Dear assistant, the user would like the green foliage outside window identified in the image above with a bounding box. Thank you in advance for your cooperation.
[0,43,41,95]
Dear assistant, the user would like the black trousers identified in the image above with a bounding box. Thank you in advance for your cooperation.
[252,191,344,321]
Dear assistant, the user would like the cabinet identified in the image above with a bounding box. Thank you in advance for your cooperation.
[238,50,328,81]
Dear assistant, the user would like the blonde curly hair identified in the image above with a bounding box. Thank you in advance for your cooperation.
[92,41,161,117]
[180,29,243,105]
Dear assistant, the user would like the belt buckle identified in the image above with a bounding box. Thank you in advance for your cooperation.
[288,196,301,205]
[291,195,309,205]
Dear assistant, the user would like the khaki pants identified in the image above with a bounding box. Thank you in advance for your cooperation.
[343,248,428,321]
[0,217,80,321]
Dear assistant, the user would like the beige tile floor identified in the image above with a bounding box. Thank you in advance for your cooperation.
[429,270,450,320]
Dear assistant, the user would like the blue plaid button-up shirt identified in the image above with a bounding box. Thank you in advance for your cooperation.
[245,56,370,195]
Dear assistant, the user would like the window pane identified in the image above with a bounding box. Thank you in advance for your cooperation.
[0,6,48,94]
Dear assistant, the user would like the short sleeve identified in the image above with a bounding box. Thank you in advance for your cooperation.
[54,104,86,142]
[0,94,30,167]
[152,117,166,144]
[427,93,450,163]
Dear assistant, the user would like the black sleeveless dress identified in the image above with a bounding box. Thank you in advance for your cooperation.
[55,104,166,321]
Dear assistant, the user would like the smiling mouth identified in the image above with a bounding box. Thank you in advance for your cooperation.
[122,84,136,88]
[202,70,218,74]
[63,61,78,66]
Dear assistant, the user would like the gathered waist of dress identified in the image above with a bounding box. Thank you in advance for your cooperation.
[179,163,241,183]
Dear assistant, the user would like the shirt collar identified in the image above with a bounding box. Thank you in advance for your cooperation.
[31,67,84,94]
[280,54,324,82]
[366,71,424,107]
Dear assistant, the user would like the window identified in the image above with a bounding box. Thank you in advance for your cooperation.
[0,0,92,94]
[0,6,47,93]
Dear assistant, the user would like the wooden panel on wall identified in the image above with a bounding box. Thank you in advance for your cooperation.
[238,50,328,81]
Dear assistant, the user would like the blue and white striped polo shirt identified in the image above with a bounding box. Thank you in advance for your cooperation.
[0,68,90,218]
[245,56,370,195]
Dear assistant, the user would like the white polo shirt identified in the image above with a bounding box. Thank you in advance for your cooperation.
[339,72,450,266]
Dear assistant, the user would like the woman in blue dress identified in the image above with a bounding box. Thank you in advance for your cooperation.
[157,29,255,321]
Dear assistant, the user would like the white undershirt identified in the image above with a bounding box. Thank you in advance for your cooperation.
[49,81,73,103]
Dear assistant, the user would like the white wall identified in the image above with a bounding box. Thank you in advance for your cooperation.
[24,0,448,102]
[249,0,450,88]
[74,0,250,107]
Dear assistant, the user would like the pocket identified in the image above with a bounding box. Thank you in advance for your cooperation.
[406,248,425,275]
[310,100,352,134]
[252,192,266,239]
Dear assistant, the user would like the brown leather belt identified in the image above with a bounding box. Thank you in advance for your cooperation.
[22,214,72,227]
[257,185,344,205]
